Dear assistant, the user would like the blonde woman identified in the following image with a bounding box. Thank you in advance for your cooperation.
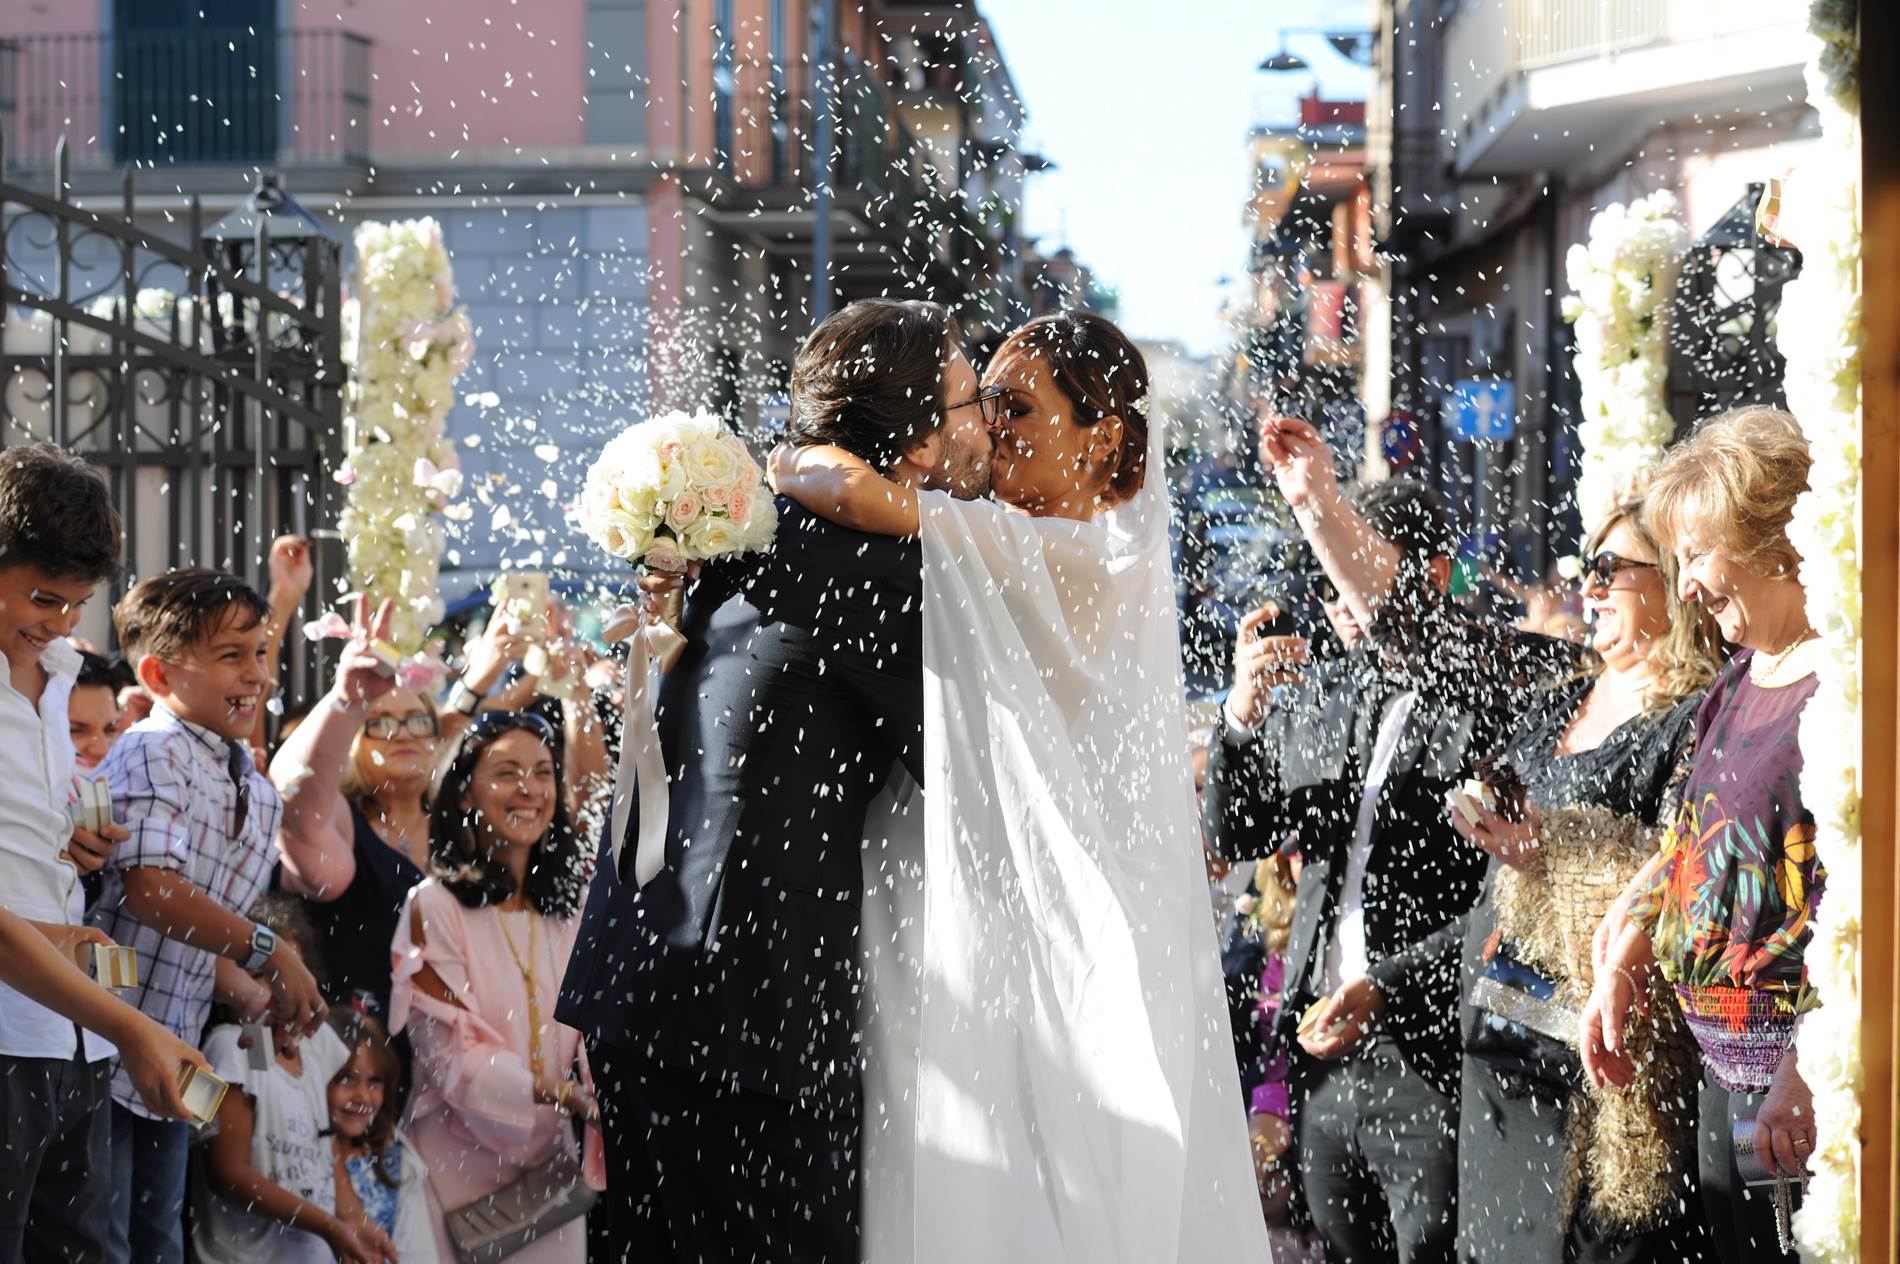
[274,602,439,1022]
[1582,407,1823,1262]
[1445,499,1723,1261]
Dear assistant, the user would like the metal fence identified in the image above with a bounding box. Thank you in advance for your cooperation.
[0,133,346,701]
[0,29,370,169]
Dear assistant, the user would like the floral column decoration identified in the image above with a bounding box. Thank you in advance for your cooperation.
[337,219,474,652]
[1560,190,1689,531]
[1782,1,1863,1259]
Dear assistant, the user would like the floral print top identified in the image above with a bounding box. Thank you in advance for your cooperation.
[1629,652,1823,1088]
[344,1146,403,1238]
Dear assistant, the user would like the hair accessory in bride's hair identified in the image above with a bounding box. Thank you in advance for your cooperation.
[1127,392,1150,418]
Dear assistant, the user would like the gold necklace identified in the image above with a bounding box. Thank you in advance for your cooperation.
[1752,631,1817,683]
[495,907,544,1082]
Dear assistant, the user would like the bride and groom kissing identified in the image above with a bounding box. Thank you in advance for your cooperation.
[557,300,1272,1263]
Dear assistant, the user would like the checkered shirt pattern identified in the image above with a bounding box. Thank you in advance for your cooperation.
[89,706,282,1117]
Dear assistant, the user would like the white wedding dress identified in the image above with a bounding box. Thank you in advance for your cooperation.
[857,437,1271,1263]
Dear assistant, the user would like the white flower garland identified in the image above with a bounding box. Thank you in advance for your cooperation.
[338,218,474,652]
[1784,2,1862,1259]
[1560,191,1689,530]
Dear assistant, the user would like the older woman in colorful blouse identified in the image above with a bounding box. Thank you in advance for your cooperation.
[1581,407,1823,1263]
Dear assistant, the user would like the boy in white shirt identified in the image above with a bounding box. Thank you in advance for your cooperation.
[0,444,205,1259]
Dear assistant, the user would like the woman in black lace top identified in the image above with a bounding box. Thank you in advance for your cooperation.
[1445,500,1724,1262]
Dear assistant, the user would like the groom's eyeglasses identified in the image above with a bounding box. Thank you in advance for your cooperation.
[945,387,1008,430]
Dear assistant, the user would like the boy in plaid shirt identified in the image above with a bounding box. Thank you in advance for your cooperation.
[91,569,327,1264]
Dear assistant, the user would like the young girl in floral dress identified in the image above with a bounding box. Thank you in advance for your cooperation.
[328,1009,438,1261]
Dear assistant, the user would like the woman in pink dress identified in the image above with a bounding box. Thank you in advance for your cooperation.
[390,710,605,1263]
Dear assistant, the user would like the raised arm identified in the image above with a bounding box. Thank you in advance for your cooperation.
[1259,417,1399,632]
[272,598,399,902]
[252,535,315,760]
[769,443,920,537]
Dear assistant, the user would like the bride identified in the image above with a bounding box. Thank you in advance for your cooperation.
[772,310,1271,1263]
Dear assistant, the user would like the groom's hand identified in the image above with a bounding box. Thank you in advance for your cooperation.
[1297,976,1384,1061]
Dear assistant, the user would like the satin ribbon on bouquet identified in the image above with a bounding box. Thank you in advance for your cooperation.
[601,595,687,888]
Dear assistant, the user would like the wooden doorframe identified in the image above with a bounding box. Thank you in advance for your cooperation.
[1860,2,1897,1258]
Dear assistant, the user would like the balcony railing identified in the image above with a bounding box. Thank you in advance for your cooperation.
[1510,0,1665,69]
[0,30,369,170]
[1442,0,1800,173]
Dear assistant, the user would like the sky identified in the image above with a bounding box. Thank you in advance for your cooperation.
[981,0,1373,359]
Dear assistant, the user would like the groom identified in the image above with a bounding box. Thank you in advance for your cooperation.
[557,298,992,1263]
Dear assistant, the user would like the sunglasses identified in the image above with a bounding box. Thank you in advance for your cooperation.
[363,711,440,741]
[1583,551,1658,589]
[1306,572,1340,605]
[465,708,557,745]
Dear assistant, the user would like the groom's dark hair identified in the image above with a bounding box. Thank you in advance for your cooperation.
[789,299,963,471]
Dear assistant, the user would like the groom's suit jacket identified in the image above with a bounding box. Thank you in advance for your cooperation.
[556,500,924,1106]
[1203,601,1578,1098]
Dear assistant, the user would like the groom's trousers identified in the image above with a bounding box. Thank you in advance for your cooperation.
[1293,1034,1458,1264]
[589,1041,860,1264]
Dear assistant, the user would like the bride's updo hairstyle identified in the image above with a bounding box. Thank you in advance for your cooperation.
[990,310,1151,505]
[789,298,964,472]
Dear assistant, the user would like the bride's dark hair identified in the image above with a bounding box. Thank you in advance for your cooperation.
[991,310,1150,504]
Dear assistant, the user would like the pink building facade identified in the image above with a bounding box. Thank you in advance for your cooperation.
[2,0,1037,588]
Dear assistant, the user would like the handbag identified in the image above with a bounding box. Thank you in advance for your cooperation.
[1733,1116,1805,1256]
[443,1145,597,1264]
[1466,942,1583,1093]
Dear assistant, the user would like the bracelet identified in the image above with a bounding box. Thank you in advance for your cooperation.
[447,678,484,717]
[1607,963,1648,993]
[556,1080,574,1115]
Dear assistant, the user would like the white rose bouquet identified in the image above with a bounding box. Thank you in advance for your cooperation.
[580,411,779,890]
[577,410,777,580]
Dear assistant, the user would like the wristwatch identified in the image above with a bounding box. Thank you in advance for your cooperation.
[447,677,484,717]
[242,922,277,972]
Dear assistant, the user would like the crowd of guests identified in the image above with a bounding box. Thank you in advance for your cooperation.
[1207,404,1827,1263]
[0,443,613,1263]
[0,397,1832,1264]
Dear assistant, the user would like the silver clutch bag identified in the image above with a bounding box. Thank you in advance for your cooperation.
[444,1146,597,1264]
[1732,1116,1805,1256]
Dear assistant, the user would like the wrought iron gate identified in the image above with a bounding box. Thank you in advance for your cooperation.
[0,133,345,704]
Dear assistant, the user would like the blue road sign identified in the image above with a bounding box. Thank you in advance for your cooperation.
[1450,379,1516,441]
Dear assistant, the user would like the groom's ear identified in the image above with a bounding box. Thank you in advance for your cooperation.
[898,429,944,473]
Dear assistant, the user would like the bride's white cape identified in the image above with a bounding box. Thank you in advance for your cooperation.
[858,448,1271,1262]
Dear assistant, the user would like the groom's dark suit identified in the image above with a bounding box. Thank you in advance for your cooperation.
[557,500,924,1264]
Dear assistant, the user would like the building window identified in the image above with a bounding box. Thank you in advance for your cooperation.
[712,0,736,173]
[112,0,279,165]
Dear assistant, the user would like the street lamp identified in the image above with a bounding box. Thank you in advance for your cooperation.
[1258,28,1373,73]
[1671,182,1802,422]
[1258,42,1308,73]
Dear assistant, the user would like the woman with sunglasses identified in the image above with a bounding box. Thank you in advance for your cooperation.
[273,600,442,1024]
[1582,408,1823,1262]
[391,710,603,1263]
[1442,499,1724,1262]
